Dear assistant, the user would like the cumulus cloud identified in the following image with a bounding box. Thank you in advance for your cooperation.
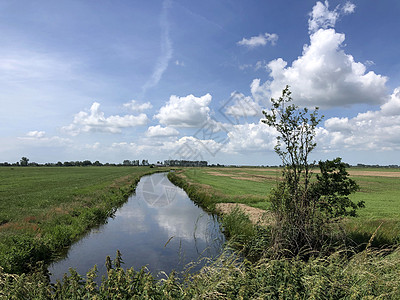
[308,1,339,33]
[154,94,212,127]
[146,125,179,137]
[308,1,355,34]
[221,91,263,124]
[164,136,224,159]
[237,32,278,48]
[239,1,386,109]
[265,27,387,107]
[318,87,400,151]
[224,121,277,154]
[123,100,153,112]
[250,78,271,104]
[62,102,148,135]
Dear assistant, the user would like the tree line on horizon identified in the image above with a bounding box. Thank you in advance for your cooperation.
[0,156,398,168]
[0,157,212,168]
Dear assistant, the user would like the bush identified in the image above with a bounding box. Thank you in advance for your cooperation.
[262,86,362,256]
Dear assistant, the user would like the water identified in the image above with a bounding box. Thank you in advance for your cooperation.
[48,172,225,281]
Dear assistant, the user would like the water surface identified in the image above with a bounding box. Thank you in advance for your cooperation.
[48,172,224,281]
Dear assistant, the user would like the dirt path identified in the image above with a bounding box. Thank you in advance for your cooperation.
[215,203,274,226]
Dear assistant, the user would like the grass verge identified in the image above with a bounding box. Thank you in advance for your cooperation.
[0,166,167,274]
[1,246,400,299]
[170,167,400,247]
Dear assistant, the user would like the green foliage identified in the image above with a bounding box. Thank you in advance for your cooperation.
[262,85,322,197]
[168,169,273,211]
[0,167,166,274]
[312,157,364,218]
[262,86,362,255]
[220,207,256,252]
[2,248,400,299]
[20,156,29,166]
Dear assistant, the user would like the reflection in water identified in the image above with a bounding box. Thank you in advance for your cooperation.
[48,173,225,282]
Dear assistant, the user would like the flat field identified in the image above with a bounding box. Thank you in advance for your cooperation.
[0,166,163,273]
[178,167,400,245]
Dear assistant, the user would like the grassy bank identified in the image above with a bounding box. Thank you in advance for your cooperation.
[169,167,400,246]
[0,166,167,274]
[2,244,400,298]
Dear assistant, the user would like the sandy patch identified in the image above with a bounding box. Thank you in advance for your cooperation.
[207,168,400,178]
[233,176,265,182]
[206,171,236,177]
[206,171,281,183]
[347,170,400,177]
[216,203,274,226]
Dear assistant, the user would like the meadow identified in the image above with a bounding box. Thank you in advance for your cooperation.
[1,166,400,298]
[171,167,400,246]
[0,166,164,274]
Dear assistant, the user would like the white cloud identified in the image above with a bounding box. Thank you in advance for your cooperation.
[250,78,271,104]
[224,121,277,154]
[308,1,339,33]
[266,28,387,107]
[146,125,179,137]
[18,131,71,146]
[237,32,278,48]
[175,60,185,67]
[318,87,400,151]
[26,131,46,138]
[109,135,225,160]
[164,136,224,159]
[62,102,148,135]
[342,2,356,14]
[154,93,212,127]
[123,100,153,112]
[221,92,262,124]
[308,1,356,33]
[239,1,384,110]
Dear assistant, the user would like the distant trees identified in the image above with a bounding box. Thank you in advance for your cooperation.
[20,157,29,166]
[262,86,363,255]
[0,158,213,168]
[122,160,146,166]
[164,160,208,167]
[123,160,132,166]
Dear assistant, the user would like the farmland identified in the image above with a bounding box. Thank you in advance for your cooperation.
[0,166,165,274]
[1,166,400,298]
[171,167,400,245]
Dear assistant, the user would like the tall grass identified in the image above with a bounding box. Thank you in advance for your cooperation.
[1,247,400,299]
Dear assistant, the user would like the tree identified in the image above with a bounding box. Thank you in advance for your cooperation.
[20,157,29,166]
[82,160,92,166]
[93,160,102,166]
[262,86,362,255]
[122,160,132,166]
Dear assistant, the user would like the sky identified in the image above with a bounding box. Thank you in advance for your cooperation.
[1,0,400,166]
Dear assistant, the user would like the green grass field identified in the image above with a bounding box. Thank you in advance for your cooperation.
[176,167,400,245]
[1,166,400,298]
[0,166,165,273]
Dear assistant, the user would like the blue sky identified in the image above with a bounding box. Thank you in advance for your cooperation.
[1,0,400,165]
